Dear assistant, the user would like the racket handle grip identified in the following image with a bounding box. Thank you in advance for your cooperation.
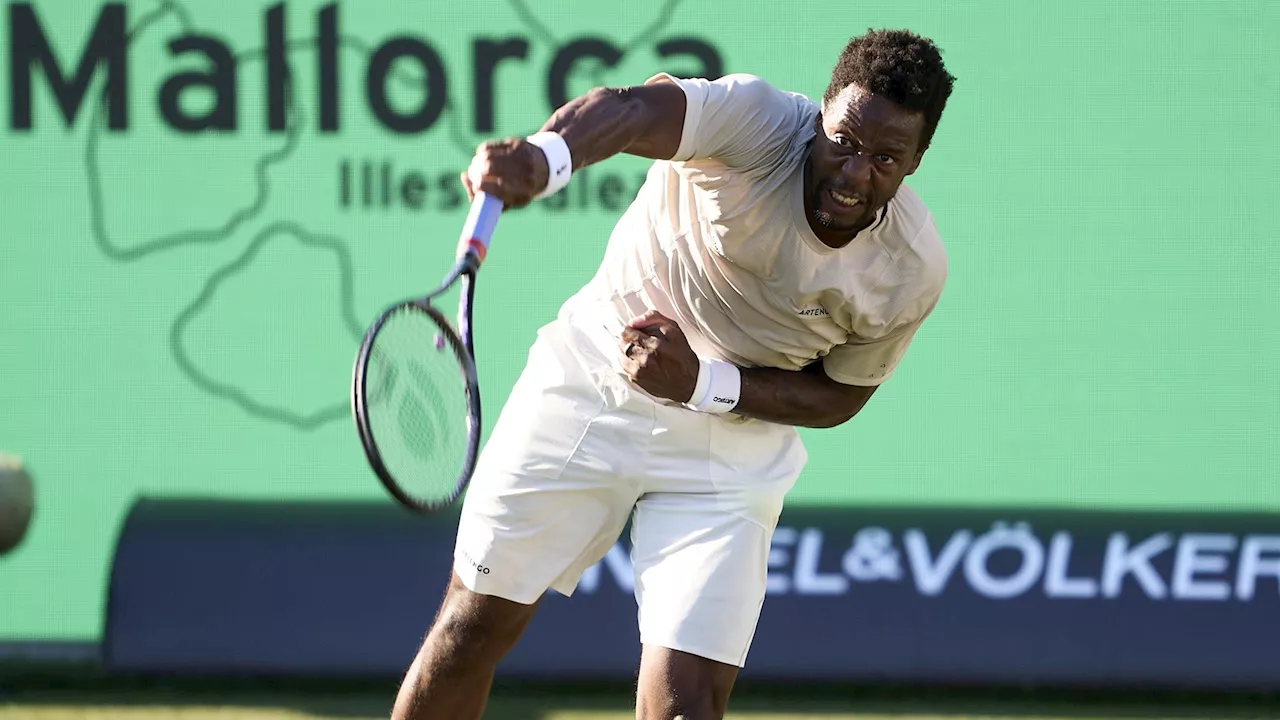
[457,192,504,265]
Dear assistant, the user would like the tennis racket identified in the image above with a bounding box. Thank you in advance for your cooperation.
[351,191,504,514]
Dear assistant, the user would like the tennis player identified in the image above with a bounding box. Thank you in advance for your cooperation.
[393,28,956,720]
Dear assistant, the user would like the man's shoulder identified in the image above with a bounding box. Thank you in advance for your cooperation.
[719,73,815,101]
[654,72,818,182]
[885,186,944,256]
[652,72,817,115]
[725,74,819,120]
[879,185,947,295]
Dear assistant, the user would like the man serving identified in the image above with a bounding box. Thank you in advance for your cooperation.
[393,27,956,720]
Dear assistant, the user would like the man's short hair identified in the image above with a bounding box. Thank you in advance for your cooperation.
[824,28,957,151]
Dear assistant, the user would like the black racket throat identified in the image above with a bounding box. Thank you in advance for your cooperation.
[453,267,478,359]
[426,257,479,356]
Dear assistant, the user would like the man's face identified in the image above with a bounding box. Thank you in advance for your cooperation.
[805,84,927,245]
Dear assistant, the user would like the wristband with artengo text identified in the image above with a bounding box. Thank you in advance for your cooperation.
[685,356,741,414]
[526,131,573,199]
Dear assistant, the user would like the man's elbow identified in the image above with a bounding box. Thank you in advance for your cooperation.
[808,385,877,428]
[806,407,859,429]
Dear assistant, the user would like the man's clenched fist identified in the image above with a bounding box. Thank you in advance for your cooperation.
[618,310,700,404]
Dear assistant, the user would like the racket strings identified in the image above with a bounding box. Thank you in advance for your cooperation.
[364,305,471,503]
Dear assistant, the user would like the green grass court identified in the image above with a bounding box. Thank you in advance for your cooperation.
[3,685,1276,720]
[0,707,1263,720]
[3,662,1275,720]
[0,711,1246,720]
[0,708,1257,720]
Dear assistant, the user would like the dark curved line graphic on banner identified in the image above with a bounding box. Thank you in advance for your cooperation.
[507,0,685,88]
[86,1,468,262]
[169,221,365,430]
[85,0,686,430]
[508,0,683,52]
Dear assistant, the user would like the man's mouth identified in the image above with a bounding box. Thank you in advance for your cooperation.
[827,186,863,210]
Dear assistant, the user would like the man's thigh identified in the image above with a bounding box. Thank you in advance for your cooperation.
[454,320,654,602]
[630,498,779,669]
[629,404,807,670]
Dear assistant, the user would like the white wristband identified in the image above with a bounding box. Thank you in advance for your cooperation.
[526,131,573,199]
[687,357,713,408]
[686,357,740,414]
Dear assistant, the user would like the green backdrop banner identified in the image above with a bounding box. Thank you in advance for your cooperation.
[1,0,1277,642]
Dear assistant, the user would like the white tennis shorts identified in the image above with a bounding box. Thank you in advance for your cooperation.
[453,309,807,667]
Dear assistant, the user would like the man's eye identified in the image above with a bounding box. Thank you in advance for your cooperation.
[876,154,895,164]
[832,135,852,147]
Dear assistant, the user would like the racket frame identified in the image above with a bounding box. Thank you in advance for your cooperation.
[351,254,483,514]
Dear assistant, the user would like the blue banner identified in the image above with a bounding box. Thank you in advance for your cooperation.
[104,499,1280,689]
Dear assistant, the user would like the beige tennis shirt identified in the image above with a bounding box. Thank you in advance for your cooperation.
[559,72,946,387]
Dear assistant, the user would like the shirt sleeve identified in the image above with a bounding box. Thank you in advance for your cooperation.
[645,72,809,172]
[821,272,945,387]
[820,316,930,386]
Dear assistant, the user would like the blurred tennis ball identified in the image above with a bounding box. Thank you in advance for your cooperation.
[0,452,34,556]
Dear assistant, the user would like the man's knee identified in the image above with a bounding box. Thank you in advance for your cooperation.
[421,573,539,671]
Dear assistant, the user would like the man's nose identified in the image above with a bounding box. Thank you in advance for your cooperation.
[840,151,873,189]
